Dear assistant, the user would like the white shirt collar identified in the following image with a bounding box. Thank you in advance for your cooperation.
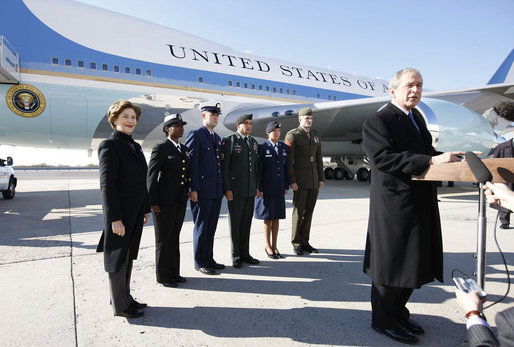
[391,101,411,115]
[168,138,180,148]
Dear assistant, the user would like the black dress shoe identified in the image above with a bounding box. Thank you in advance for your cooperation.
[293,246,304,255]
[302,244,318,253]
[233,258,242,268]
[401,319,425,335]
[195,267,216,275]
[209,262,226,270]
[174,275,187,283]
[274,251,285,259]
[242,256,260,264]
[161,281,177,288]
[115,306,144,318]
[372,325,419,344]
[131,300,147,309]
[265,249,279,259]
[500,224,509,229]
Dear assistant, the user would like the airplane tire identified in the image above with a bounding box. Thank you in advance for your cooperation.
[2,177,15,199]
[344,170,355,180]
[334,167,344,180]
[356,167,370,182]
[324,167,334,180]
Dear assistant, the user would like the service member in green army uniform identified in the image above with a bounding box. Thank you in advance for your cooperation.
[222,113,261,268]
[285,107,324,256]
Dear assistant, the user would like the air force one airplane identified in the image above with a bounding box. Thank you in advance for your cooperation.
[0,0,513,179]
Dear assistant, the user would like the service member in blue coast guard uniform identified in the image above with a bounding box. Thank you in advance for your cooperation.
[222,113,260,268]
[255,121,289,260]
[185,101,225,275]
[147,113,190,288]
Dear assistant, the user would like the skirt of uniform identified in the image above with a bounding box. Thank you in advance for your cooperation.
[254,194,285,220]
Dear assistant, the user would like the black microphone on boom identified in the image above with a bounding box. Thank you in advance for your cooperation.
[465,151,492,183]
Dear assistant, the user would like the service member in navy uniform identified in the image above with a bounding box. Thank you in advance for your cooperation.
[97,100,150,319]
[222,113,261,268]
[147,113,190,288]
[185,102,225,275]
[255,121,289,259]
[285,107,324,256]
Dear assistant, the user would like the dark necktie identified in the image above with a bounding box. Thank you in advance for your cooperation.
[176,144,181,153]
[274,144,279,154]
[408,112,420,133]
[245,137,249,147]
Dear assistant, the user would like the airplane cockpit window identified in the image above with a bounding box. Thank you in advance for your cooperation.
[65,59,72,67]
[78,61,85,68]
[102,64,108,71]
[51,57,58,65]
[114,65,120,73]
[90,62,97,70]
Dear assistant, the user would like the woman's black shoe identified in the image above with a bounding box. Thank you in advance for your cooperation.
[265,248,278,259]
[274,251,285,259]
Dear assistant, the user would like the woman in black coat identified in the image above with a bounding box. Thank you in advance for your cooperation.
[147,114,190,288]
[97,99,150,318]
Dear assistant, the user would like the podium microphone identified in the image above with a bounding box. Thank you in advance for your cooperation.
[464,151,491,289]
[465,151,493,183]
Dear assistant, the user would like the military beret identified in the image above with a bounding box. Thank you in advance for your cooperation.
[199,101,222,114]
[163,113,187,131]
[266,121,281,133]
[298,107,313,117]
[237,113,253,124]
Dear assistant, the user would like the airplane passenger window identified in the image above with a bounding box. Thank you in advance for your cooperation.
[198,77,204,83]
[293,90,296,95]
[65,59,72,67]
[273,87,277,93]
[286,89,290,95]
[124,67,130,74]
[259,85,263,91]
[251,84,255,89]
[114,65,120,73]
[328,95,331,100]
[102,64,108,71]
[135,68,141,75]
[51,57,59,65]
[78,61,85,68]
[334,95,337,100]
[146,69,152,77]
[244,83,248,88]
[90,62,97,70]
[236,82,240,87]
[228,81,233,86]
[266,86,270,92]
[279,88,283,94]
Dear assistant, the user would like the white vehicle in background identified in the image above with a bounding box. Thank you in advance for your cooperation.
[0,156,16,199]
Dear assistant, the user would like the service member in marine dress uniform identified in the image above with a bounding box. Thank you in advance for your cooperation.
[185,101,225,275]
[222,113,261,268]
[285,107,324,256]
[254,121,289,260]
[147,113,190,288]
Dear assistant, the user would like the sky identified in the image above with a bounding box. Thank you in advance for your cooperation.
[3,0,513,166]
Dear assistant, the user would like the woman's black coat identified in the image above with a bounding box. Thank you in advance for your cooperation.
[96,130,150,273]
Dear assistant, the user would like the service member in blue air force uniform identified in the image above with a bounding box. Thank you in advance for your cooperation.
[147,113,190,288]
[255,121,289,259]
[362,68,465,344]
[185,102,225,275]
[222,113,261,268]
[97,99,150,319]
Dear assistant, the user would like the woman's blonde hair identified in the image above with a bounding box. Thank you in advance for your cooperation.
[107,99,142,129]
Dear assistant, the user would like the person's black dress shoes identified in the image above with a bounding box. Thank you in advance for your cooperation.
[115,306,144,318]
[233,258,242,268]
[265,249,279,259]
[196,267,216,275]
[293,246,304,255]
[500,224,510,229]
[302,244,318,253]
[401,319,425,335]
[174,275,187,283]
[131,300,147,309]
[209,262,226,270]
[161,281,178,288]
[372,325,419,344]
[242,256,260,264]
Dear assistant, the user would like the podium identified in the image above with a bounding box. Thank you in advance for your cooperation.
[413,158,514,289]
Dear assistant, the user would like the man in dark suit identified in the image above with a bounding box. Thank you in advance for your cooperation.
[456,289,514,346]
[147,113,190,288]
[362,68,464,344]
[185,102,225,275]
[222,113,260,268]
[285,107,324,256]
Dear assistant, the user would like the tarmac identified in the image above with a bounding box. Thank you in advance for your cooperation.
[1,169,513,346]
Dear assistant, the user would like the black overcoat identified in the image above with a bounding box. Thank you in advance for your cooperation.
[96,130,150,273]
[362,103,443,288]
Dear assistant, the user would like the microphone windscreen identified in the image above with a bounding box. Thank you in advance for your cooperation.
[465,151,493,183]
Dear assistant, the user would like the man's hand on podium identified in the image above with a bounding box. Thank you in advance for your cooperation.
[429,151,465,165]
